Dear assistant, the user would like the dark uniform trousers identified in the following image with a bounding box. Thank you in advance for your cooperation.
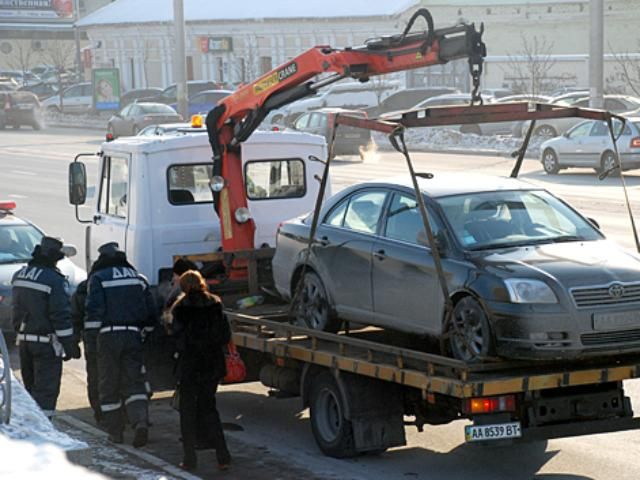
[20,342,62,416]
[83,330,100,420]
[98,331,148,434]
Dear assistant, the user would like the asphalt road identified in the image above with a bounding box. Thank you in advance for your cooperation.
[3,127,640,479]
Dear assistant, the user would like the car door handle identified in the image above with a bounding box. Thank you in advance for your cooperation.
[374,249,386,260]
[93,214,102,224]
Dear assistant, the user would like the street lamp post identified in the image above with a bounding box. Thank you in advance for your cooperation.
[173,0,189,119]
[589,0,604,109]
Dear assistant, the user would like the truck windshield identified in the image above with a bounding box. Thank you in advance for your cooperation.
[437,189,603,251]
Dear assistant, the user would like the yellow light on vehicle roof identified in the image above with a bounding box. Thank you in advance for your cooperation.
[191,114,203,128]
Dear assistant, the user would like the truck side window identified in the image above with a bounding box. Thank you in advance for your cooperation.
[167,164,214,205]
[244,159,306,200]
[98,156,129,218]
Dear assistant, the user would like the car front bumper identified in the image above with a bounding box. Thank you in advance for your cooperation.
[486,300,640,360]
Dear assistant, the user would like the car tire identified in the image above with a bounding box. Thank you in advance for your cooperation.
[448,296,495,363]
[309,372,357,458]
[534,124,557,138]
[295,271,340,333]
[461,124,482,135]
[542,149,560,174]
[598,151,620,177]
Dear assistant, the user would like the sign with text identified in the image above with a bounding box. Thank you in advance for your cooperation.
[0,0,74,21]
[202,37,233,53]
[92,68,121,111]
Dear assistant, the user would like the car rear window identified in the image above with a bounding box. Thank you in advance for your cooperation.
[141,104,176,114]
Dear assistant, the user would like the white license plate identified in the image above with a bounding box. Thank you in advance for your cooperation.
[464,422,522,442]
[593,311,640,331]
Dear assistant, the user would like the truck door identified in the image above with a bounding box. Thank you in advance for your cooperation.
[88,154,130,267]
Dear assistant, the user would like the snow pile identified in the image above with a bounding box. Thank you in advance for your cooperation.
[372,128,545,157]
[44,112,108,131]
[0,367,96,477]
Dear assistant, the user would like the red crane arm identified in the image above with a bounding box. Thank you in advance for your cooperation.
[204,9,486,277]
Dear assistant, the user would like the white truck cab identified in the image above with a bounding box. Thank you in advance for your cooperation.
[70,129,329,289]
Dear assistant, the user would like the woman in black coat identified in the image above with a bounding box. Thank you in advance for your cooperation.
[169,270,231,471]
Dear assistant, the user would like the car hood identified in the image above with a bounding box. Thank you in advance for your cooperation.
[470,240,640,288]
[0,258,86,295]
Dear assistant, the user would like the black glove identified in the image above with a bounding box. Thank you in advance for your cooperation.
[62,340,81,361]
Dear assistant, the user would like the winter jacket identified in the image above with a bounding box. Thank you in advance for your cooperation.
[11,263,73,342]
[85,255,156,332]
[170,292,231,382]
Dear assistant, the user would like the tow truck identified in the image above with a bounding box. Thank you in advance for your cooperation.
[68,9,640,458]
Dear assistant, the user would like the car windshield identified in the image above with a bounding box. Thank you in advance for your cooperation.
[436,190,602,251]
[140,104,175,114]
[0,224,43,264]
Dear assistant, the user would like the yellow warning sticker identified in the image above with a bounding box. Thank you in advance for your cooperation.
[253,62,298,96]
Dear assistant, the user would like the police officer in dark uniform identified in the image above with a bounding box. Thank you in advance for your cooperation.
[86,242,156,446]
[11,236,81,418]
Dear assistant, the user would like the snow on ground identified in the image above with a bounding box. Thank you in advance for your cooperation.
[0,365,99,478]
[372,128,545,157]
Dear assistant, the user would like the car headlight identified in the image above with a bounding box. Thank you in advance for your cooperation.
[504,278,557,304]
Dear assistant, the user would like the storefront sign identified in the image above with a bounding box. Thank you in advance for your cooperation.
[0,0,73,21]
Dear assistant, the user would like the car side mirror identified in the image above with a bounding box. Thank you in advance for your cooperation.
[68,162,87,205]
[417,230,447,254]
[61,244,77,258]
[587,217,600,230]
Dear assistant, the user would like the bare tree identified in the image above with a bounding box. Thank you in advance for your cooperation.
[607,42,640,96]
[42,40,75,110]
[7,42,36,86]
[503,35,559,96]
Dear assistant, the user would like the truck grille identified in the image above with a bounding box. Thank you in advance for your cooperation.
[571,283,640,308]
[581,329,640,346]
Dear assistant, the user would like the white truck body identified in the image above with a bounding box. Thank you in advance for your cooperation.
[83,130,329,286]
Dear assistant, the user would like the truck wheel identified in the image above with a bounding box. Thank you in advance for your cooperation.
[309,372,357,458]
[296,272,340,332]
[448,296,494,363]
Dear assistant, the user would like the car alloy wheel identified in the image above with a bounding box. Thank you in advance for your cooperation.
[600,151,619,176]
[295,272,339,332]
[542,149,560,174]
[535,125,557,139]
[449,296,493,363]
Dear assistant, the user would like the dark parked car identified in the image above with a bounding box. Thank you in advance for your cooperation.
[19,82,59,100]
[108,102,182,137]
[273,173,640,362]
[120,87,163,107]
[141,81,219,104]
[292,108,370,159]
[170,89,232,116]
[0,201,85,344]
[366,87,460,117]
[0,90,43,130]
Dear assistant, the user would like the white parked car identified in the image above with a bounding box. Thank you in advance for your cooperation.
[41,82,92,114]
[540,117,640,175]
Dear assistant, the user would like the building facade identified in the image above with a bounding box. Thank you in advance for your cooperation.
[73,0,640,95]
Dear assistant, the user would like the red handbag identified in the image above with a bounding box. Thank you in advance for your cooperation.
[223,342,246,383]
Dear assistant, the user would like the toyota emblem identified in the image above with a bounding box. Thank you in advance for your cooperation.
[608,283,625,299]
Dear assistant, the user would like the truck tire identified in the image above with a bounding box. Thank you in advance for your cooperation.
[295,271,340,333]
[309,372,357,458]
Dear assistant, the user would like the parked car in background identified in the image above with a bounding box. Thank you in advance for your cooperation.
[107,102,182,137]
[522,94,640,138]
[137,122,194,136]
[170,89,232,116]
[291,108,371,158]
[0,70,41,87]
[540,117,640,175]
[274,173,640,362]
[120,87,163,107]
[141,80,219,104]
[366,86,460,117]
[41,82,92,114]
[0,77,19,91]
[481,87,513,99]
[19,82,58,100]
[492,94,552,104]
[411,93,516,135]
[0,90,43,130]
[0,201,86,344]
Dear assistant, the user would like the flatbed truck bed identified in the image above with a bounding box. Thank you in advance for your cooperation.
[224,304,640,457]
